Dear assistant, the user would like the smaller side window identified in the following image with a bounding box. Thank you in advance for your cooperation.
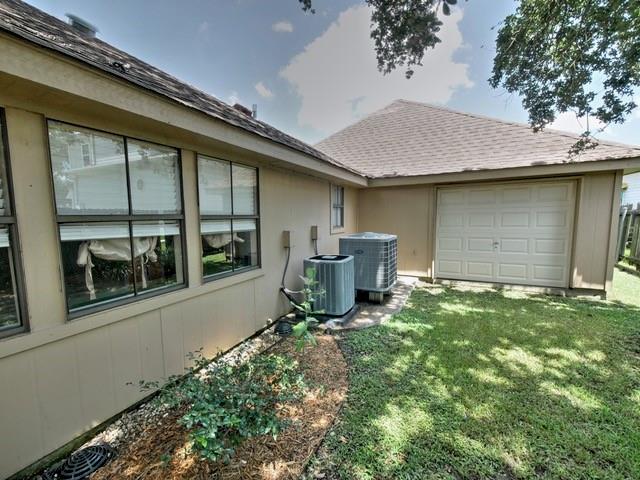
[331,184,345,230]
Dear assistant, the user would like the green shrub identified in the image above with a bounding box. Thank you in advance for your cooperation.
[139,350,305,463]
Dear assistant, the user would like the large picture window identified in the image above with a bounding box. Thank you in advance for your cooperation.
[198,155,259,279]
[48,121,185,316]
[0,109,26,336]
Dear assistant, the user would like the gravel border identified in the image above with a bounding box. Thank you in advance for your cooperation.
[36,325,282,478]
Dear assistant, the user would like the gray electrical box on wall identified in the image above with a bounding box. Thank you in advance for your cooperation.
[310,225,318,240]
[282,230,291,248]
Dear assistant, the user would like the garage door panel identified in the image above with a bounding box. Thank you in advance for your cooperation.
[440,190,465,206]
[502,187,532,204]
[538,184,570,202]
[498,263,528,280]
[534,238,566,255]
[536,211,568,227]
[468,212,495,227]
[501,212,531,227]
[467,262,493,278]
[438,237,463,252]
[499,238,529,254]
[439,213,464,227]
[532,265,565,283]
[468,189,496,205]
[436,180,575,288]
[438,260,462,275]
[468,237,495,252]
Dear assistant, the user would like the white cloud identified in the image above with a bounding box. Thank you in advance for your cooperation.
[197,21,209,35]
[255,81,274,99]
[550,111,607,134]
[280,5,472,135]
[272,20,294,33]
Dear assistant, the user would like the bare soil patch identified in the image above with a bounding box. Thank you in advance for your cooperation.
[91,335,347,480]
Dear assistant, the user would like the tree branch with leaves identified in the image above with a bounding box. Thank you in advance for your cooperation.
[298,0,639,153]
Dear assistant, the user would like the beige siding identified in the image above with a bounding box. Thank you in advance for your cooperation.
[0,105,358,478]
[358,185,435,277]
[571,172,621,291]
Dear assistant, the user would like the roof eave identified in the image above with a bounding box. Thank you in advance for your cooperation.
[0,30,367,186]
[367,156,640,187]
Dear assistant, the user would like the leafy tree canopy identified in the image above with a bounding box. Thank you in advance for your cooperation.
[299,0,640,151]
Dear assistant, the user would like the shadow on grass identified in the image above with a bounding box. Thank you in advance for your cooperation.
[325,287,640,480]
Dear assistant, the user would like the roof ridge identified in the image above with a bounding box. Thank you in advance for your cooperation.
[393,99,640,151]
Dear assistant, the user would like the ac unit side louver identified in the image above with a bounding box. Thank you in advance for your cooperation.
[303,255,355,316]
[339,232,397,294]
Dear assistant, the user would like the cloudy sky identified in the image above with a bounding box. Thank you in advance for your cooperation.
[29,0,639,146]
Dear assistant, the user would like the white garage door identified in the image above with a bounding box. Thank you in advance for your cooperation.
[435,180,576,288]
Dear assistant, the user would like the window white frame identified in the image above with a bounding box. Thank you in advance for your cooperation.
[331,184,345,232]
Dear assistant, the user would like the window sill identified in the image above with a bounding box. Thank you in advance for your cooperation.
[0,268,265,359]
[0,324,28,341]
[202,265,260,284]
[331,226,346,235]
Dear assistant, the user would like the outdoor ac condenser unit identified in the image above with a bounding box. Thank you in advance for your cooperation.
[339,232,397,301]
[303,255,355,316]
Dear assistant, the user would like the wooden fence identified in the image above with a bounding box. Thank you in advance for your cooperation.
[617,204,640,272]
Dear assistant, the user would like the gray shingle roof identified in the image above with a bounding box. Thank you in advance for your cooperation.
[316,99,640,179]
[0,0,359,175]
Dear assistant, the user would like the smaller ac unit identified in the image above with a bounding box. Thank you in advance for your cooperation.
[303,255,355,316]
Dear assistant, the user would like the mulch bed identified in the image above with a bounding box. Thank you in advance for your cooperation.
[91,335,347,480]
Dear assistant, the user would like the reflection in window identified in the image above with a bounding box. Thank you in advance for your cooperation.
[48,121,186,315]
[60,223,134,310]
[132,222,183,292]
[0,109,24,334]
[198,157,231,215]
[48,121,128,215]
[198,155,260,279]
[128,140,182,214]
[201,220,233,277]
[0,227,19,330]
[232,164,257,215]
[233,219,258,269]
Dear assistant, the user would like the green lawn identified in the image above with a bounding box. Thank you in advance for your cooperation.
[317,270,640,479]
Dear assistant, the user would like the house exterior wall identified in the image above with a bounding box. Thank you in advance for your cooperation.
[357,185,436,278]
[358,172,621,292]
[0,106,358,479]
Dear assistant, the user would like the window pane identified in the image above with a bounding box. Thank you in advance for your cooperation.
[132,221,184,292]
[232,219,258,269]
[232,164,257,215]
[128,140,181,214]
[59,223,134,311]
[198,156,231,215]
[201,220,233,276]
[0,227,19,330]
[48,121,128,215]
